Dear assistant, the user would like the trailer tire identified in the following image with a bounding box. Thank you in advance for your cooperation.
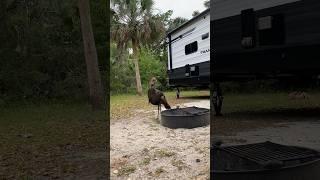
[213,83,223,116]
[176,88,180,99]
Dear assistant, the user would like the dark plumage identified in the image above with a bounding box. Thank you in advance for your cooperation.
[148,77,171,116]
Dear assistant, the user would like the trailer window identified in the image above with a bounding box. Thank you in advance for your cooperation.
[185,41,198,55]
[202,33,209,40]
[259,14,285,45]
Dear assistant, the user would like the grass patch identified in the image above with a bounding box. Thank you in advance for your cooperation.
[154,167,166,177]
[0,101,106,178]
[213,92,320,136]
[154,149,176,158]
[111,90,209,120]
[221,92,320,114]
[140,157,151,166]
[171,158,186,171]
[118,165,136,176]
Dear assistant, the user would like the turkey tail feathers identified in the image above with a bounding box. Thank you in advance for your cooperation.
[161,96,171,109]
[164,103,171,109]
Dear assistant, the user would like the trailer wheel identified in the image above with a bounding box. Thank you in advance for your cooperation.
[213,83,223,116]
[176,88,180,99]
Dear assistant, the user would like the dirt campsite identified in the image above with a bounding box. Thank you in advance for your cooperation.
[110,91,210,179]
[212,92,320,151]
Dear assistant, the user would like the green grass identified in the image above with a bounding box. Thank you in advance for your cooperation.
[117,165,136,176]
[213,92,320,136]
[110,90,209,120]
[140,157,151,166]
[0,102,106,178]
[154,167,166,177]
[0,102,106,147]
[222,92,320,113]
[154,149,176,158]
[110,90,320,120]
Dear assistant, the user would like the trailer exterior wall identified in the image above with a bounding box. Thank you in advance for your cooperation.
[211,0,320,81]
[169,13,210,69]
[167,10,210,87]
[212,0,301,20]
[168,61,210,86]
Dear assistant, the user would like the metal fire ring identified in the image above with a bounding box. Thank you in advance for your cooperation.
[160,106,210,129]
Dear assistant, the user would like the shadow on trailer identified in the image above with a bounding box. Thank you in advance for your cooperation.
[210,0,320,115]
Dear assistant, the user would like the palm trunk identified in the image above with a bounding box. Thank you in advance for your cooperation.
[78,0,104,110]
[132,38,143,96]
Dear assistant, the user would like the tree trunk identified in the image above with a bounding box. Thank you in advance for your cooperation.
[78,0,104,110]
[132,38,143,96]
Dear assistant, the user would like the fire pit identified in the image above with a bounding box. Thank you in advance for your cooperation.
[160,106,209,129]
[211,141,320,180]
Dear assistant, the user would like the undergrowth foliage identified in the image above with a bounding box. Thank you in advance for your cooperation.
[110,45,168,94]
[0,0,107,101]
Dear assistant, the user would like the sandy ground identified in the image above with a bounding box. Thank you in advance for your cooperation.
[110,100,210,180]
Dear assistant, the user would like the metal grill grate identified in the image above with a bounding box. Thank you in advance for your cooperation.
[178,107,209,115]
[163,107,209,116]
[220,141,319,165]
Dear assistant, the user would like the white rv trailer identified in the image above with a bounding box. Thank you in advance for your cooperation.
[167,9,210,92]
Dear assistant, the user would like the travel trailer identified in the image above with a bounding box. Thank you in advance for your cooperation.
[210,0,320,115]
[167,9,210,97]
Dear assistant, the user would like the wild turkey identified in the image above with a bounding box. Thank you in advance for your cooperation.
[148,77,171,117]
[289,91,310,100]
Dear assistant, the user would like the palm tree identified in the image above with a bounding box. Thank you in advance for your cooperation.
[167,17,189,32]
[111,0,165,96]
[204,0,210,9]
[192,10,200,17]
[78,0,104,110]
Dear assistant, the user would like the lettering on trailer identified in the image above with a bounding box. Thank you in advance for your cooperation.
[201,49,210,54]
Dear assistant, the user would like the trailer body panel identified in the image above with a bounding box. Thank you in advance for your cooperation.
[211,0,320,81]
[167,9,210,87]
